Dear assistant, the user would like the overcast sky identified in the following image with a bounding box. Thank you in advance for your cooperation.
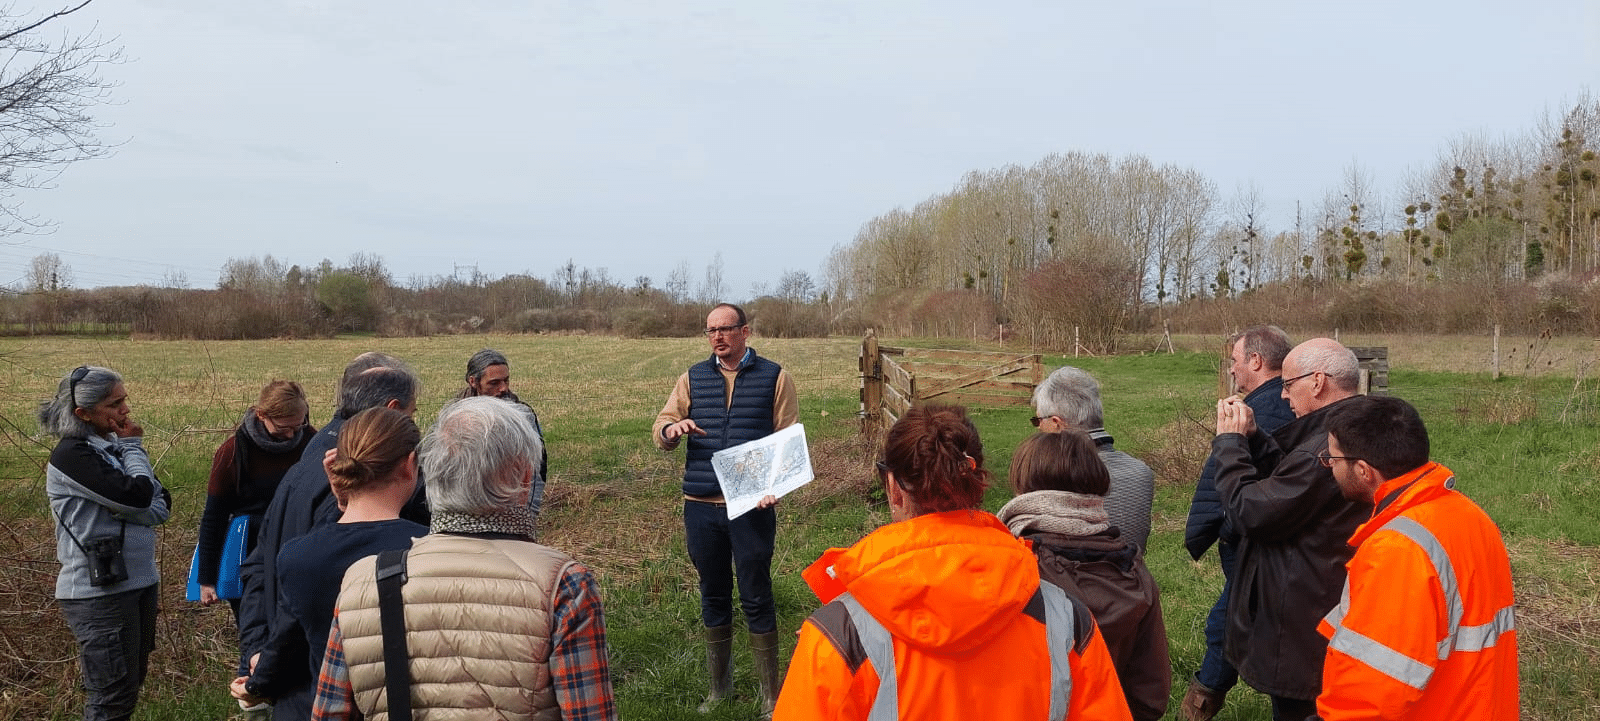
[0,0,1595,297]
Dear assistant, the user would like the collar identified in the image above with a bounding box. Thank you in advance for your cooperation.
[1244,375,1284,401]
[1350,461,1454,546]
[712,347,754,372]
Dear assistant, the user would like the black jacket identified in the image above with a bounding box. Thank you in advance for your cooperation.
[1184,376,1295,560]
[1212,395,1370,700]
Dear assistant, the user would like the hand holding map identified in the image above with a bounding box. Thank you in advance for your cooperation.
[711,424,813,519]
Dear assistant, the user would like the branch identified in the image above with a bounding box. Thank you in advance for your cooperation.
[0,1,95,45]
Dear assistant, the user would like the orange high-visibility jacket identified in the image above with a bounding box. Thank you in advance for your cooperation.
[1317,462,1518,720]
[773,510,1132,721]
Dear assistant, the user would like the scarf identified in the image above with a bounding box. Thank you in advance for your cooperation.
[431,505,538,540]
[996,490,1110,538]
[239,409,305,454]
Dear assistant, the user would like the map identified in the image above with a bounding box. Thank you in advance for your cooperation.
[711,423,813,519]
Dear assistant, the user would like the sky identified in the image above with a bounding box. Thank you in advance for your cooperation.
[0,0,1595,297]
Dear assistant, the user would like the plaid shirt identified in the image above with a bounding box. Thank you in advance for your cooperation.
[311,561,616,721]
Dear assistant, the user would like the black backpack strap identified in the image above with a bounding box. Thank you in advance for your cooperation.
[376,549,412,721]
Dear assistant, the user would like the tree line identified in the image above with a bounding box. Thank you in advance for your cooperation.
[0,252,831,341]
[820,94,1600,350]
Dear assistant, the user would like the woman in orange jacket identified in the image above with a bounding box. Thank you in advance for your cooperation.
[773,404,1132,721]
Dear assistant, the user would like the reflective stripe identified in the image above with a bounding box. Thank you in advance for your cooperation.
[1323,504,1516,689]
[839,583,1076,721]
[1455,604,1516,652]
[1039,581,1076,721]
[1327,625,1435,690]
[839,593,898,721]
[1383,516,1464,658]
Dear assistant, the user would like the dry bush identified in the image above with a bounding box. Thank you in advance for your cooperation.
[745,298,829,339]
[501,308,610,334]
[0,515,239,720]
[1141,414,1214,490]
[1020,257,1140,354]
[786,431,880,517]
[907,291,999,338]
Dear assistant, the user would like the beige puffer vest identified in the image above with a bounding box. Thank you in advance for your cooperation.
[335,533,573,721]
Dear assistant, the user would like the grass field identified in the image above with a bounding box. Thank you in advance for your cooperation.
[0,332,1595,720]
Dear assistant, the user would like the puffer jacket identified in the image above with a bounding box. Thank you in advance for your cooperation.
[1185,376,1294,560]
[773,510,1132,721]
[335,533,574,721]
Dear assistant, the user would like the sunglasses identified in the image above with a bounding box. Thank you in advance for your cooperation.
[68,366,90,408]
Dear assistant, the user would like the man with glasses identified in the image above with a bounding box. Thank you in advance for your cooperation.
[1181,326,1296,721]
[1030,365,1155,551]
[653,303,796,716]
[1209,337,1371,721]
[1310,396,1517,720]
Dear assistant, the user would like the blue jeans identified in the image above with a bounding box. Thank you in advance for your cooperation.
[59,584,159,721]
[684,500,776,634]
[1196,540,1239,693]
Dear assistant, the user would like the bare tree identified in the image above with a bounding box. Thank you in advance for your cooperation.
[26,251,70,291]
[0,1,121,234]
[698,252,725,303]
[665,260,692,303]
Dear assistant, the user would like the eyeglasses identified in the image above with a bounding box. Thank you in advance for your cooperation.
[1317,450,1362,467]
[67,366,90,408]
[1029,415,1052,428]
[703,324,746,337]
[259,415,299,438]
[1281,370,1319,391]
[874,460,889,481]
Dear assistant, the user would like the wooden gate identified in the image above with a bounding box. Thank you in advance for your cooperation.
[859,331,1043,438]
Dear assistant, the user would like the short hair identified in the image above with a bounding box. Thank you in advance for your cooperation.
[880,404,988,514]
[327,407,420,497]
[1290,341,1361,393]
[711,302,748,326]
[1230,325,1292,371]
[420,397,543,515]
[37,366,123,439]
[1008,430,1111,496]
[254,380,309,423]
[335,352,409,417]
[337,366,419,420]
[465,348,509,383]
[1032,366,1104,430]
[1323,395,1430,480]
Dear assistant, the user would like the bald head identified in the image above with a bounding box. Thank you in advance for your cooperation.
[1280,338,1360,416]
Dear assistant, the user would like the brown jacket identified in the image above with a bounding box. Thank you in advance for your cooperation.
[1025,530,1171,721]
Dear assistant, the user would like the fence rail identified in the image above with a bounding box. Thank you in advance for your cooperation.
[859,331,1042,438]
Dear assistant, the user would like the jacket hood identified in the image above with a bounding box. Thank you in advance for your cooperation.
[802,510,1041,656]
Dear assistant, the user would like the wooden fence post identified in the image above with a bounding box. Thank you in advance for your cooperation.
[860,330,882,439]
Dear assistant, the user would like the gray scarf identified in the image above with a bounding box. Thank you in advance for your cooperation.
[240,409,305,453]
[996,490,1110,538]
[431,505,538,540]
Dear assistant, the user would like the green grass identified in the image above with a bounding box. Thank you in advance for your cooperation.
[0,335,1593,719]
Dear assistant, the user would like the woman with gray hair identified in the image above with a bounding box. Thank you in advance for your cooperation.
[40,366,171,721]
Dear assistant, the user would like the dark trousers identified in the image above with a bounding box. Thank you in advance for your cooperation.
[1270,694,1317,721]
[684,500,776,634]
[59,584,159,721]
[1197,539,1240,692]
